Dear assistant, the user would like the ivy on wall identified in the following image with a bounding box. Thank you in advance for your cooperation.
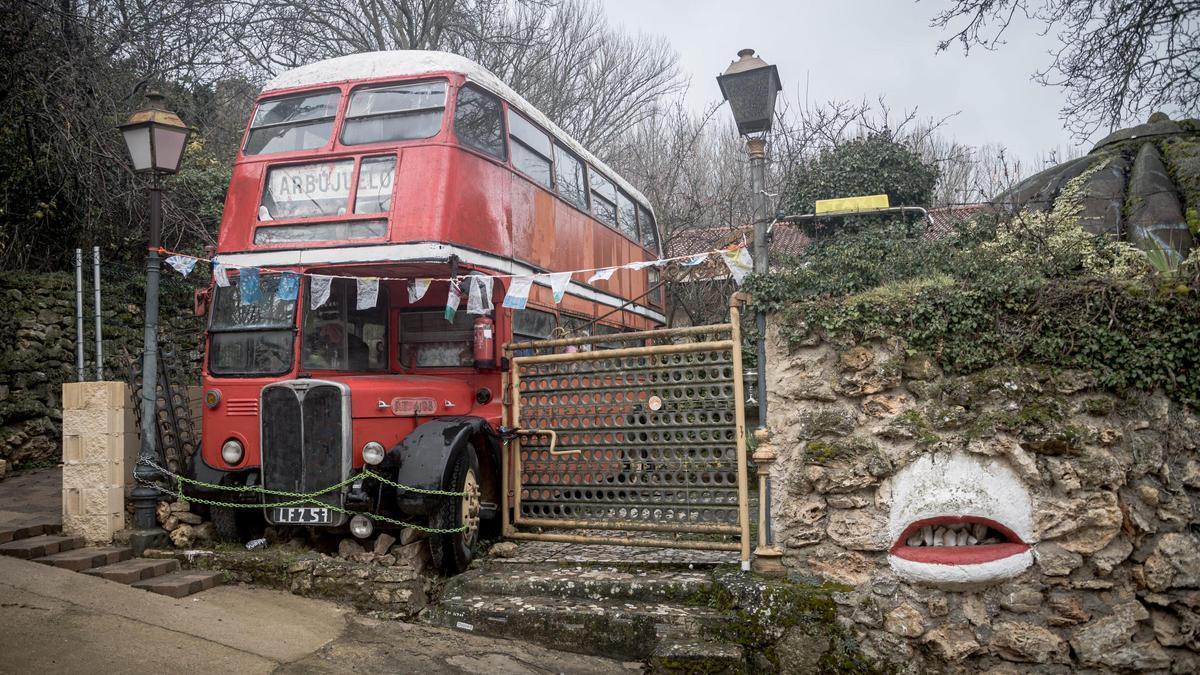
[750,171,1200,408]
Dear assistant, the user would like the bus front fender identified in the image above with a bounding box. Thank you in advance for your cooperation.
[390,416,496,515]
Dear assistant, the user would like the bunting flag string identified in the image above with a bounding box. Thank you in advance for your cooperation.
[162,242,755,313]
[276,272,300,301]
[408,278,431,303]
[239,268,262,304]
[444,278,462,322]
[502,276,533,310]
[356,277,379,310]
[467,275,494,315]
[166,255,197,277]
[310,275,332,310]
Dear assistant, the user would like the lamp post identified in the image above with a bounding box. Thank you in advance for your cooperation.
[119,92,190,547]
[718,49,785,575]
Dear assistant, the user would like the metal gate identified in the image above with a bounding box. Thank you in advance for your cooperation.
[500,300,751,566]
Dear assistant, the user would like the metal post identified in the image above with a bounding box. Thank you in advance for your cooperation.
[747,136,779,548]
[131,175,166,539]
[74,249,85,381]
[93,246,104,380]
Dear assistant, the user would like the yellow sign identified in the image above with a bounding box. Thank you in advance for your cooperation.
[814,194,890,215]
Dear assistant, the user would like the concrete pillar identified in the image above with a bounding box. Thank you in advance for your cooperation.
[62,382,138,544]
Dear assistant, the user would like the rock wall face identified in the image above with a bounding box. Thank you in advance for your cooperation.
[766,327,1200,672]
[0,271,202,468]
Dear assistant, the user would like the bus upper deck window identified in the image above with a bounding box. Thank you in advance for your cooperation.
[589,171,617,227]
[244,90,339,156]
[554,144,587,210]
[617,191,638,241]
[454,85,505,159]
[638,206,660,253]
[508,110,552,188]
[342,80,446,146]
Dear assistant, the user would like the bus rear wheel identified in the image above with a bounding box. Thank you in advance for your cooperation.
[430,446,482,575]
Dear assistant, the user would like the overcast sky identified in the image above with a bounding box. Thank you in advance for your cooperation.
[603,0,1092,168]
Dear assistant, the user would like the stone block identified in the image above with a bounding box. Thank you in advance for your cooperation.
[63,434,83,463]
[83,433,127,464]
[63,513,124,545]
[83,487,123,517]
[64,381,130,411]
[63,487,83,517]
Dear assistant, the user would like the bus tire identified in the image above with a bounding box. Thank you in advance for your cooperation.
[211,506,264,543]
[211,506,242,543]
[430,444,482,575]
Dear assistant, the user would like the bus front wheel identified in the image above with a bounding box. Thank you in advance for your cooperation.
[429,445,482,575]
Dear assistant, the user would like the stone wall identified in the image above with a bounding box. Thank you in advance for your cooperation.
[0,271,202,469]
[765,326,1200,672]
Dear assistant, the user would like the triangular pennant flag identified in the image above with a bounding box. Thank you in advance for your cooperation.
[626,261,654,270]
[212,262,230,288]
[502,276,534,310]
[276,272,300,301]
[681,253,708,266]
[467,275,494,315]
[166,255,197,277]
[356,277,379,310]
[546,271,572,304]
[310,275,332,309]
[587,267,616,283]
[239,268,262,305]
[408,278,431,303]
[720,247,754,286]
[444,279,462,322]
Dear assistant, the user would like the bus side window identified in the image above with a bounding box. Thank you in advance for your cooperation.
[589,170,617,227]
[508,110,552,188]
[512,308,556,356]
[454,85,505,159]
[617,191,638,241]
[553,144,587,209]
[638,206,660,254]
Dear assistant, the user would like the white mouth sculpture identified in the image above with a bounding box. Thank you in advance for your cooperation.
[887,451,1034,588]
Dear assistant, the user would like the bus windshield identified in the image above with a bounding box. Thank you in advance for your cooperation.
[208,274,297,376]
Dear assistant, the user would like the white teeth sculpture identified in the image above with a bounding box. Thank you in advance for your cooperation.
[887,451,1035,589]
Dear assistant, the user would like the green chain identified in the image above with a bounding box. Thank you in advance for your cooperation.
[141,460,469,534]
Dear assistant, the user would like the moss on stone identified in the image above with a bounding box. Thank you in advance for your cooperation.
[1082,397,1115,416]
[805,436,882,465]
[701,571,892,674]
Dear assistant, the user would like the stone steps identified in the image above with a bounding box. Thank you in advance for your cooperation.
[0,534,84,559]
[0,519,61,544]
[85,557,181,584]
[131,570,224,598]
[0,514,221,599]
[450,564,715,603]
[34,546,132,571]
[426,564,743,668]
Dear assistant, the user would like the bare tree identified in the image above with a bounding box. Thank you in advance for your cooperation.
[929,0,1200,138]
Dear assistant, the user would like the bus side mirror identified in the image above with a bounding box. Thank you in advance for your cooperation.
[194,288,210,317]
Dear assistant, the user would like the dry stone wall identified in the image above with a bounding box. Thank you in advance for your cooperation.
[765,326,1200,672]
[0,271,202,469]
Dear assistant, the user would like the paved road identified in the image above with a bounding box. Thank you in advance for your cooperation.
[0,555,633,674]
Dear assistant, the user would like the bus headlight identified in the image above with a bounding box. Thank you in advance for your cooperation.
[221,439,244,465]
[362,441,385,466]
[350,514,374,539]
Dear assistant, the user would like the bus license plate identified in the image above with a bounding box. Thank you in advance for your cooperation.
[273,507,331,524]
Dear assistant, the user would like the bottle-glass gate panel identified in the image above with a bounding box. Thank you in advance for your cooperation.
[501,309,751,567]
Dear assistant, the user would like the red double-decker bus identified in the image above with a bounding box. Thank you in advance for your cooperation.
[188,51,664,572]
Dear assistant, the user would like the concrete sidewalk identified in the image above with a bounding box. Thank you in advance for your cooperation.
[0,555,634,674]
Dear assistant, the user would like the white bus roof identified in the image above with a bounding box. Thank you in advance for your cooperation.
[263,50,652,210]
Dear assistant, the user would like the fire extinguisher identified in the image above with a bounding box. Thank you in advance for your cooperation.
[473,315,495,369]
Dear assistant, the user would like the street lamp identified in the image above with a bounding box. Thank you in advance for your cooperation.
[119,92,190,547]
[718,49,785,575]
